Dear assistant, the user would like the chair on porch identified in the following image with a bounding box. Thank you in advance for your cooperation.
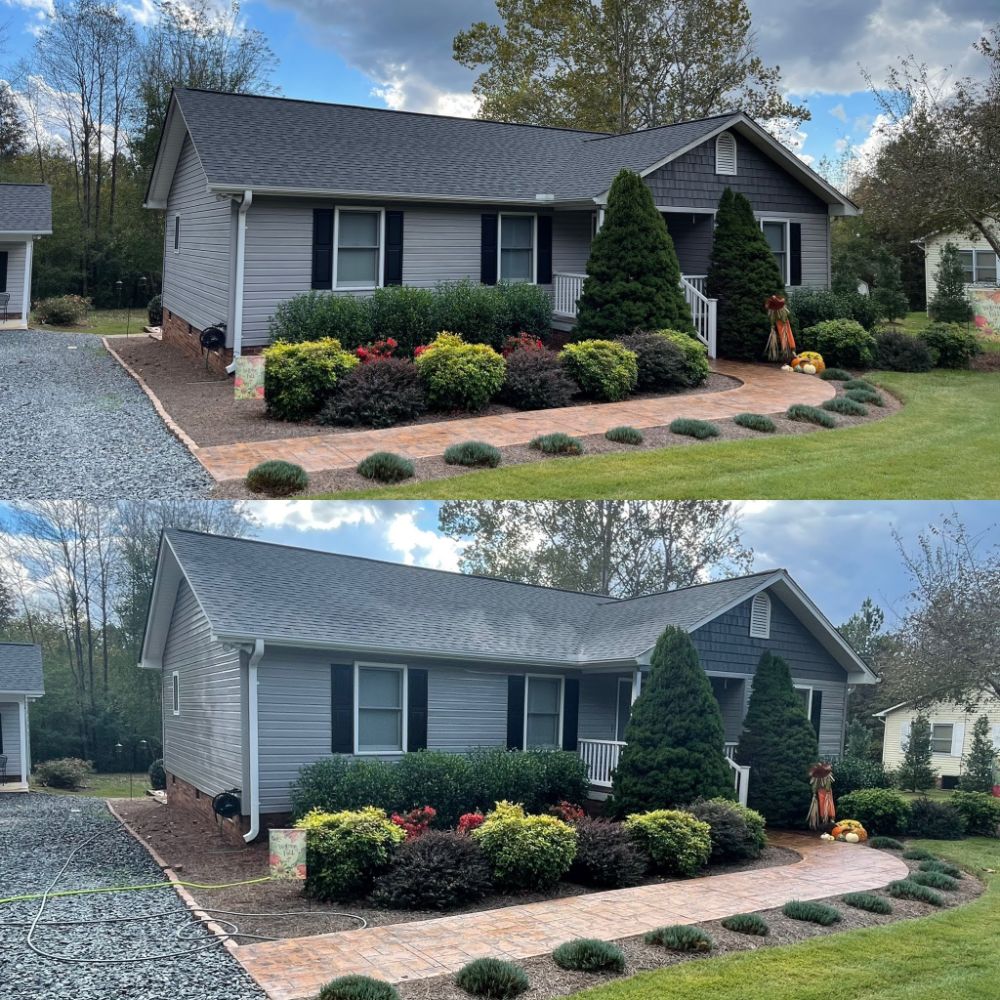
[0,293,9,323]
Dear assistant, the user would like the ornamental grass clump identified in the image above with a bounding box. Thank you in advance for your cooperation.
[454,958,529,999]
[822,396,867,416]
[846,388,884,407]
[843,378,875,390]
[318,976,400,1000]
[552,939,626,973]
[356,451,415,483]
[887,879,944,906]
[909,870,960,891]
[529,432,583,455]
[842,892,893,915]
[720,913,769,936]
[901,847,937,861]
[443,441,502,468]
[244,460,309,497]
[644,925,714,952]
[868,836,904,851]
[820,367,852,381]
[669,418,719,439]
[605,425,644,445]
[782,900,842,926]
[786,404,836,428]
[733,412,776,433]
[919,859,962,879]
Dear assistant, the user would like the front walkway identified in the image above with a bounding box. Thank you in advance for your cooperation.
[235,834,906,1000]
[193,362,834,482]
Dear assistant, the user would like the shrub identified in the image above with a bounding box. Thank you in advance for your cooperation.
[822,396,867,417]
[886,879,944,906]
[373,830,493,910]
[318,358,427,428]
[245,460,308,497]
[454,958,529,999]
[786,404,836,428]
[928,243,974,324]
[843,378,874,389]
[264,338,359,421]
[444,441,502,468]
[842,892,893,915]
[787,288,881,332]
[868,836,904,851]
[923,322,982,369]
[898,714,936,792]
[669,417,719,439]
[605,425,644,445]
[720,913,769,936]
[909,870,960,891]
[147,758,166,791]
[617,331,689,391]
[497,282,554,342]
[567,817,648,888]
[33,758,94,790]
[318,976,399,1000]
[830,755,892,796]
[522,749,590,814]
[458,812,486,835]
[560,340,638,401]
[501,348,577,410]
[782,900,841,926]
[472,802,577,890]
[290,756,399,819]
[658,329,711,386]
[356,451,415,483]
[685,799,767,862]
[844,387,884,407]
[368,286,438,354]
[390,805,437,840]
[624,810,712,876]
[919,859,962,878]
[552,939,626,973]
[901,847,937,861]
[295,807,405,901]
[268,291,371,347]
[34,294,90,326]
[433,280,551,349]
[906,798,966,840]
[875,330,935,372]
[547,801,585,823]
[415,332,506,411]
[799,320,877,369]
[837,789,911,836]
[644,925,713,952]
[530,432,583,455]
[502,332,546,356]
[147,294,163,326]
[392,751,472,827]
[961,717,1000,794]
[951,791,1000,837]
[733,412,776,433]
[820,367,853,381]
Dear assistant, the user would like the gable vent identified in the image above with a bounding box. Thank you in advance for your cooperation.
[716,132,737,175]
[749,592,771,638]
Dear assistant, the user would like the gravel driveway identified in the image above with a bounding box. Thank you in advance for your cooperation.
[0,331,212,499]
[0,794,265,1000]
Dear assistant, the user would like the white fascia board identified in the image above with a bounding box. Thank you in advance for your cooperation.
[0,231,52,238]
[205,184,575,208]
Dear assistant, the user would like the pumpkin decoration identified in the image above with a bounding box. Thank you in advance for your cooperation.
[791,351,826,374]
[831,819,868,842]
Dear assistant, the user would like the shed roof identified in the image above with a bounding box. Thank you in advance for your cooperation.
[0,642,44,694]
[0,184,53,235]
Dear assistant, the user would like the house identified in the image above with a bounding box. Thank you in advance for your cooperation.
[875,697,1000,788]
[144,88,859,373]
[920,224,1000,332]
[139,529,876,843]
[0,642,44,790]
[0,184,52,329]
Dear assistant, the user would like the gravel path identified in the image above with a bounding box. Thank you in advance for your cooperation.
[0,794,265,1000]
[0,331,212,499]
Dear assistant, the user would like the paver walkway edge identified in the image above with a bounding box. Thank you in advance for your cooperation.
[233,833,908,1000]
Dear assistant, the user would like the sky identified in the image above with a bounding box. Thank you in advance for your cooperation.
[0,0,993,168]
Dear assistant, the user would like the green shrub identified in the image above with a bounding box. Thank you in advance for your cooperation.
[454,958,529,999]
[356,451,415,483]
[923,322,982,368]
[838,789,911,836]
[820,367,853,381]
[829,755,892,796]
[290,756,397,819]
[886,879,944,906]
[497,282,554,341]
[433,280,551,350]
[901,847,937,861]
[951,791,1000,837]
[843,378,874,389]
[472,801,577,890]
[33,758,94,790]
[245,460,309,497]
[658,330,710,386]
[368,286,437,354]
[644,924,713,952]
[875,330,935,372]
[295,807,405,901]
[147,758,166,791]
[624,810,712,876]
[669,418,719,439]
[786,404,836,428]
[147,294,163,326]
[268,291,371,348]
[444,441,502,468]
[530,432,583,455]
[845,388,884,407]
[868,836,904,851]
[782,900,841,926]
[617,332,690,391]
[501,348,577,410]
[842,892,893,915]
[685,799,767,862]
[263,338,359,421]
[561,340,638,401]
[906,798,966,840]
[788,288,881,332]
[318,975,399,1000]
[415,332,506,411]
[961,716,1000,794]
[799,319,877,368]
[567,817,647,888]
[822,396,867,416]
[733,412,776,433]
[720,913,769,936]
[319,358,427,428]
[605,425,644,445]
[909,870,960,891]
[552,939,626,973]
[34,294,90,326]
[919,859,962,878]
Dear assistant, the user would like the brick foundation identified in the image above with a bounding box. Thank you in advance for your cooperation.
[161,308,265,376]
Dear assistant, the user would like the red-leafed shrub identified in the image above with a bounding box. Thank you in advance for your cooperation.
[356,337,398,363]
[391,805,436,839]
[548,801,585,823]
[457,811,486,835]
[502,332,545,357]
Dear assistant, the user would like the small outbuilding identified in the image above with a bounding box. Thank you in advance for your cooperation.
[0,642,45,789]
[0,183,52,328]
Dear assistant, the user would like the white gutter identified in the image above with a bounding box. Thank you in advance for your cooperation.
[243,638,264,843]
[226,189,253,375]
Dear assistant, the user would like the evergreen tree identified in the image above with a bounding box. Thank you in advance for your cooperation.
[960,715,997,793]
[0,82,27,161]
[706,188,786,359]
[735,650,818,827]
[844,717,873,759]
[897,713,936,791]
[574,169,693,341]
[611,626,734,814]
[871,249,911,323]
[928,242,974,323]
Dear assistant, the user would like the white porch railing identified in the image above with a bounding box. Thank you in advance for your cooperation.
[554,272,587,317]
[684,274,708,295]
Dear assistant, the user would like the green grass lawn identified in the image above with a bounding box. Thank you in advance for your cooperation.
[31,771,150,798]
[31,307,152,337]
[321,370,1000,500]
[569,837,1000,1000]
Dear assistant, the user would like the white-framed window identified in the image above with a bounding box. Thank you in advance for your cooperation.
[171,671,180,715]
[957,249,998,285]
[931,722,954,755]
[499,213,536,283]
[355,662,406,754]
[524,674,564,749]
[760,219,790,283]
[749,592,772,638]
[715,132,737,175]
[794,685,813,717]
[615,677,633,742]
[334,208,385,290]
[173,215,180,253]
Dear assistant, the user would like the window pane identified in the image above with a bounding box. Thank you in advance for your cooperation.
[958,250,975,284]
[931,724,953,754]
[339,212,379,248]
[772,252,786,279]
[338,248,378,287]
[501,216,533,249]
[975,253,997,284]
[501,249,533,282]
[359,667,402,708]
[616,681,632,741]
[762,222,785,252]
[359,708,402,751]
[795,687,810,712]
[528,677,560,714]
[527,713,560,749]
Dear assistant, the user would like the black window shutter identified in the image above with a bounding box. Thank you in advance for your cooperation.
[330,663,354,753]
[562,678,579,751]
[0,251,8,293]
[174,217,180,251]
[789,223,802,286]
[481,214,498,285]
[407,668,428,751]
[810,689,823,739]
[507,675,525,750]
[384,211,404,286]
[312,208,334,290]
[536,215,553,285]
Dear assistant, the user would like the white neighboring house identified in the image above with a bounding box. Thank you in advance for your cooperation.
[0,184,52,329]
[875,696,1000,788]
[0,642,44,790]
[920,223,1000,333]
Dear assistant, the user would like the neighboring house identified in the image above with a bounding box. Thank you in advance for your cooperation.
[0,184,52,329]
[144,88,858,372]
[0,642,45,789]
[139,529,876,842]
[875,697,1000,788]
[921,223,1000,332]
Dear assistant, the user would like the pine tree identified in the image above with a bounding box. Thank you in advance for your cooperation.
[844,717,873,759]
[610,626,734,815]
[872,249,911,323]
[735,650,819,827]
[897,713,936,792]
[960,715,997,793]
[574,169,694,340]
[706,188,786,360]
[928,242,974,323]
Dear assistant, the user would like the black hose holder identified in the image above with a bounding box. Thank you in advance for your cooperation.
[211,789,241,819]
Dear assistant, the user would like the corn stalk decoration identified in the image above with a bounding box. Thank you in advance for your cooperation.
[807,762,836,830]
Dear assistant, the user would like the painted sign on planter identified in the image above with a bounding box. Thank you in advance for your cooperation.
[234,354,265,400]
[971,287,1000,334]
[269,828,307,880]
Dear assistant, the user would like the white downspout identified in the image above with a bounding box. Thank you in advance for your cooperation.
[21,239,34,328]
[243,638,264,843]
[19,696,29,788]
[226,189,253,375]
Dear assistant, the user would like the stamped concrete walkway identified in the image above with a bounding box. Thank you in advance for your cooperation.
[193,361,834,482]
[235,834,907,1000]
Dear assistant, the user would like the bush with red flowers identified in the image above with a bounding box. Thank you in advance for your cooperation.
[457,811,486,835]
[548,801,586,823]
[502,332,546,357]
[390,805,437,839]
[355,337,398,363]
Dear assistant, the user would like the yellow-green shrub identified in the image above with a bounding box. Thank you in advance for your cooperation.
[414,332,506,411]
[560,340,638,401]
[264,338,359,421]
[624,809,711,876]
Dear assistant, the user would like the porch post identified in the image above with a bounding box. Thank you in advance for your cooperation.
[22,238,34,324]
[18,696,28,787]
[630,669,642,704]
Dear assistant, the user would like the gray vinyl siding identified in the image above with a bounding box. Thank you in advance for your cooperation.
[162,135,233,332]
[0,701,22,777]
[709,677,747,744]
[578,674,630,741]
[552,210,592,275]
[0,242,26,316]
[662,213,714,276]
[754,211,830,289]
[160,580,243,795]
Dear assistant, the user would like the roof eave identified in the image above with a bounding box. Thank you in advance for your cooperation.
[0,230,52,238]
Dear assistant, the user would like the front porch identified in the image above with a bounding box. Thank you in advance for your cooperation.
[0,697,31,789]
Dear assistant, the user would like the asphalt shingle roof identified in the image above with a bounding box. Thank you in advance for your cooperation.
[0,184,52,234]
[0,643,44,693]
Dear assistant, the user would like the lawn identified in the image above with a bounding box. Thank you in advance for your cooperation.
[323,370,1000,500]
[568,837,1000,1000]
[31,771,151,799]
[31,307,152,337]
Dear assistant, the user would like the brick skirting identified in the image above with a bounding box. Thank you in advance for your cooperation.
[161,308,265,376]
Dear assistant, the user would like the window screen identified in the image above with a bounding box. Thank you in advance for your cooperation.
[357,666,403,752]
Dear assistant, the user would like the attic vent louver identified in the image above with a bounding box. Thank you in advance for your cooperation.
[716,132,737,175]
[749,592,771,638]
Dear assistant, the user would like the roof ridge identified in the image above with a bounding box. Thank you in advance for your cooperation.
[607,569,782,606]
[581,111,741,143]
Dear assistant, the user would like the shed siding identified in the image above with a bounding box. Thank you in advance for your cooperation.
[0,700,22,777]
[923,229,999,305]
[160,580,243,795]
[0,242,26,315]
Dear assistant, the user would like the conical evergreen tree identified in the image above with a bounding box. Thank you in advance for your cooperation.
[610,626,734,815]
[706,188,786,359]
[574,169,693,340]
[961,715,998,793]
[928,242,974,323]
[897,713,936,791]
[735,650,818,827]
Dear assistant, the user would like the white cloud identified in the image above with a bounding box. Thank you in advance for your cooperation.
[243,500,379,532]
[830,103,848,122]
[384,511,466,571]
